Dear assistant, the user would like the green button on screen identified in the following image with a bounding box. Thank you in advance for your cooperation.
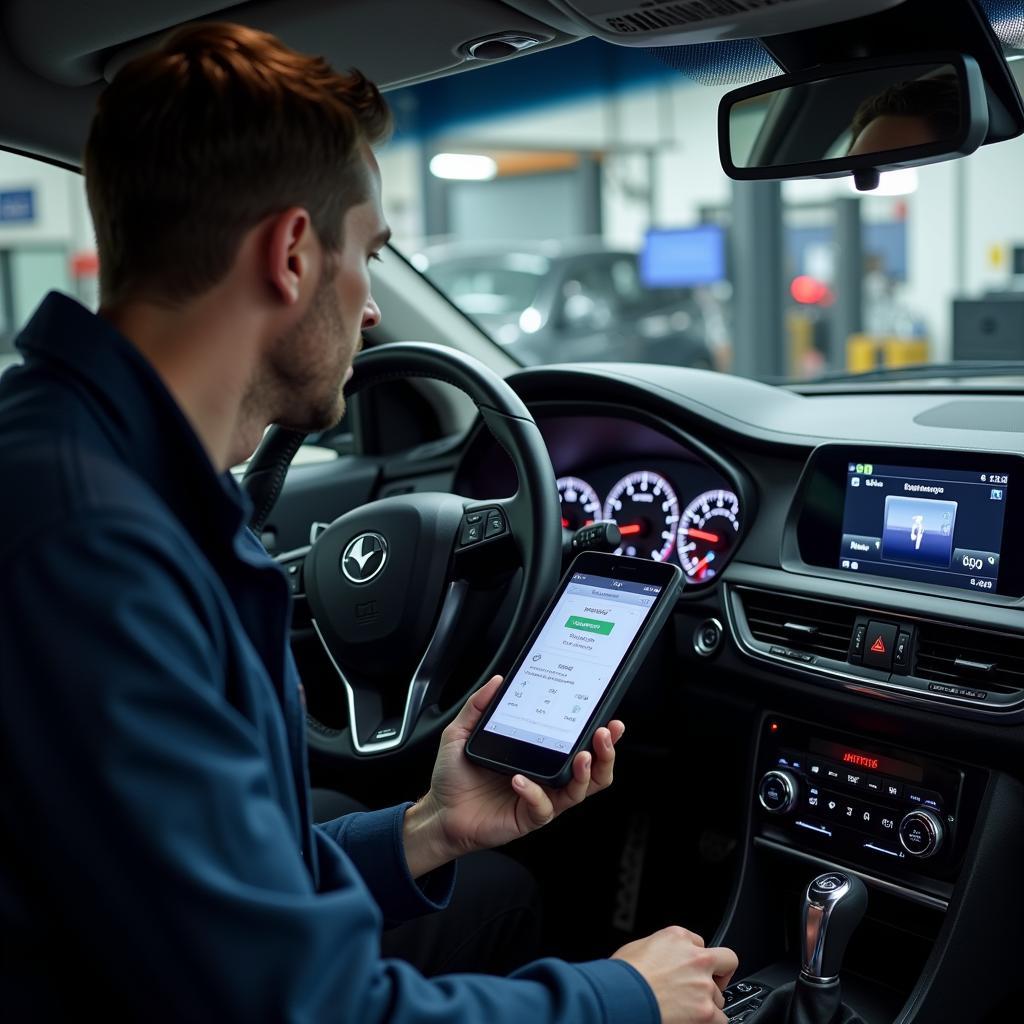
[565,616,614,635]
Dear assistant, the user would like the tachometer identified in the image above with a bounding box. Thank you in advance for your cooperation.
[601,471,679,562]
[557,476,602,531]
[677,489,741,581]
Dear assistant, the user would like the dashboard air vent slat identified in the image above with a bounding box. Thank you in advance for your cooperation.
[915,624,1024,697]
[741,592,856,660]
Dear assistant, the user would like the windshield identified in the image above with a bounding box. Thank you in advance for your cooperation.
[377,4,1024,384]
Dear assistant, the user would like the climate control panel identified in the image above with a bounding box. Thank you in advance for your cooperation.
[754,716,968,881]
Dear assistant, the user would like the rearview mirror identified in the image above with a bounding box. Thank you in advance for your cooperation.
[719,53,989,191]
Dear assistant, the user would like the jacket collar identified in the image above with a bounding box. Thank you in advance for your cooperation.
[16,292,252,554]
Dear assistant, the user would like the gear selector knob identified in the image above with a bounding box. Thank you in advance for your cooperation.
[801,872,868,983]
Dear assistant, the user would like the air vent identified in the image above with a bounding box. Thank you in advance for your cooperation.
[741,590,856,661]
[551,0,903,45]
[915,622,1024,698]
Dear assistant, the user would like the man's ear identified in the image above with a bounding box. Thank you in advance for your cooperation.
[266,207,317,306]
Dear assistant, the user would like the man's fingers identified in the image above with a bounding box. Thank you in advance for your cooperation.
[512,774,555,828]
[607,720,625,745]
[561,751,591,805]
[589,728,616,789]
[710,946,740,990]
[449,675,503,736]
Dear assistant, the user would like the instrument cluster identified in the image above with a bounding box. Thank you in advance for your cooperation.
[557,463,741,583]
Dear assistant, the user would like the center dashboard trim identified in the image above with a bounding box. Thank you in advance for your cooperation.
[722,574,1024,723]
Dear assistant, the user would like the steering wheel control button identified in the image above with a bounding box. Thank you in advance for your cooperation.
[899,808,944,858]
[283,561,303,595]
[862,620,898,670]
[340,532,388,584]
[465,512,483,524]
[484,511,506,538]
[460,520,484,546]
[759,770,798,814]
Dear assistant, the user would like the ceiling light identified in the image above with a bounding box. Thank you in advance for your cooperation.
[429,153,498,181]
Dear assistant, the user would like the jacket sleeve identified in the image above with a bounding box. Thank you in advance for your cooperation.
[315,807,457,924]
[0,514,659,1024]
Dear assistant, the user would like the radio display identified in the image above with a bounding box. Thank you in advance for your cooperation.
[809,738,923,782]
[838,462,1009,594]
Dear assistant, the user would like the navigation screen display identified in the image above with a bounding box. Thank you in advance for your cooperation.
[838,463,1009,593]
[484,572,661,752]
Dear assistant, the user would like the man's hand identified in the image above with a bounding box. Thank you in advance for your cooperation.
[402,675,623,878]
[613,927,739,1024]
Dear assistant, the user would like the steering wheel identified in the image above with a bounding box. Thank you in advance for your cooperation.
[242,342,561,761]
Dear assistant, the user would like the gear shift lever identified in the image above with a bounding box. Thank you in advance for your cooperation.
[801,872,868,984]
[745,872,867,1023]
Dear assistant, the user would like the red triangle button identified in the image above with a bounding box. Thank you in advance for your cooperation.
[870,635,887,654]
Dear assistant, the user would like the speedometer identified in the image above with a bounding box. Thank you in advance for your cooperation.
[557,476,602,532]
[602,471,679,562]
[677,489,741,581]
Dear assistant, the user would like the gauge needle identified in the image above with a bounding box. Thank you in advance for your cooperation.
[681,528,720,543]
[618,523,643,536]
[689,550,716,576]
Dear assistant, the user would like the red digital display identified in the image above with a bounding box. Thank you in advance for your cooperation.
[809,738,923,782]
[843,751,879,770]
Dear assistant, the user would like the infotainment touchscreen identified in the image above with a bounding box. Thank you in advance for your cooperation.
[837,462,1009,593]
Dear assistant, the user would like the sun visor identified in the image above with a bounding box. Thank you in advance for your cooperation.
[528,0,910,47]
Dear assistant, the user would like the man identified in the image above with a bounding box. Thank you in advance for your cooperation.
[847,74,961,156]
[0,22,737,1022]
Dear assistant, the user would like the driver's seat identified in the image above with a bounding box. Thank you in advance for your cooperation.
[310,787,368,822]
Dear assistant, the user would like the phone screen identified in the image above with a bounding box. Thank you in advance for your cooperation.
[482,571,662,753]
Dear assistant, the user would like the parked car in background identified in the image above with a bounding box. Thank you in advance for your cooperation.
[414,240,719,368]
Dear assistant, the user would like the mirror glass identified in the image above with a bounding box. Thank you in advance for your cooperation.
[728,63,963,170]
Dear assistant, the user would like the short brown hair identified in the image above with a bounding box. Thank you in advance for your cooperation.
[84,22,392,306]
[849,76,961,151]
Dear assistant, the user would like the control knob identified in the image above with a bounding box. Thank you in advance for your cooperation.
[899,807,944,858]
[758,769,799,815]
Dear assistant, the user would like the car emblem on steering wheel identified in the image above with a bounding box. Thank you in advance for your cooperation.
[341,532,388,584]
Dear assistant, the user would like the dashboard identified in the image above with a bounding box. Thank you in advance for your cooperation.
[453,364,1024,732]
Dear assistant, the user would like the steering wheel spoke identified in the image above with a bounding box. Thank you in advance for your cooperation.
[312,580,470,754]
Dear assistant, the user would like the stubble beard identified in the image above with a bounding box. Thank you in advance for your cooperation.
[262,268,355,435]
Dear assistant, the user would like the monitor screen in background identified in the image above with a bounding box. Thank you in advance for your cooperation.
[640,225,726,288]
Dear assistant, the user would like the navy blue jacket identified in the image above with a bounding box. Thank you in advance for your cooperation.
[0,293,657,1023]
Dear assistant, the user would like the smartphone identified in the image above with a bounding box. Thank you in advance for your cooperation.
[465,551,682,787]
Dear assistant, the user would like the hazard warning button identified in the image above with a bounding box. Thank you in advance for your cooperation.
[863,621,898,671]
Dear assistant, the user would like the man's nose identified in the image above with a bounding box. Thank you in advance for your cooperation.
[362,296,381,330]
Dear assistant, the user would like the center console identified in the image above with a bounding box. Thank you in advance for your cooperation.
[709,710,1024,1023]
[753,716,983,903]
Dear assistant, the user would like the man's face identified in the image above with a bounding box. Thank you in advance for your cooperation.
[268,152,388,433]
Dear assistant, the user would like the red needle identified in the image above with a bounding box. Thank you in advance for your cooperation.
[681,528,719,543]
[690,554,712,576]
[619,523,643,536]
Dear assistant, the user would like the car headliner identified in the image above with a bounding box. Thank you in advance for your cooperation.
[0,0,940,169]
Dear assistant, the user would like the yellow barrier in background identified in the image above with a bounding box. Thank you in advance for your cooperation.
[847,334,930,373]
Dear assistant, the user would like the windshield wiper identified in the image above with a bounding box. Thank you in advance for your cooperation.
[790,360,1024,384]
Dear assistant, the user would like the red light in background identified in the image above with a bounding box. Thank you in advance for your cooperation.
[790,275,831,305]
[770,722,779,732]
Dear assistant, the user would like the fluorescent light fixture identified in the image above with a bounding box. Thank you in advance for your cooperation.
[429,153,498,180]
[847,167,918,196]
